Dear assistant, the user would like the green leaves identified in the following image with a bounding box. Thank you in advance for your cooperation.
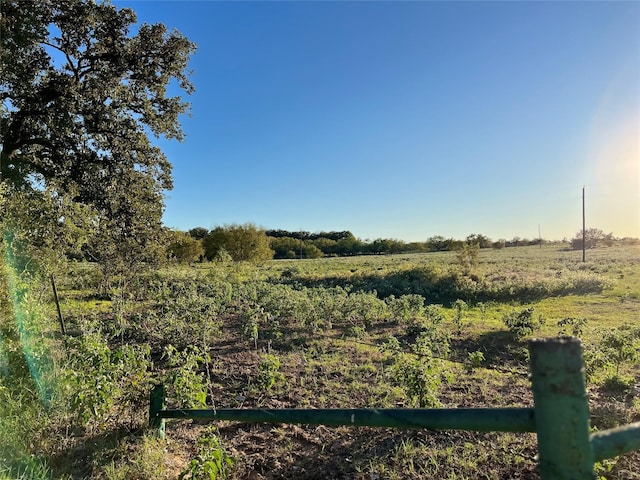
[167,230,205,264]
[163,344,208,409]
[502,307,544,341]
[65,332,151,426]
[179,428,235,480]
[254,353,285,393]
[203,224,274,263]
[599,327,640,376]
[1,0,196,276]
[392,355,443,408]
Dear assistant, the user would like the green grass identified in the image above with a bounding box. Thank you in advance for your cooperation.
[2,244,639,479]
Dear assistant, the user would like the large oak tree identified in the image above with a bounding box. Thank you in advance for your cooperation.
[0,0,196,273]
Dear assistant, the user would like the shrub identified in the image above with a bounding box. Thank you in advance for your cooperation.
[65,332,152,427]
[455,243,479,274]
[179,426,235,480]
[502,307,544,340]
[465,351,486,371]
[386,294,425,322]
[393,355,443,408]
[557,317,587,337]
[162,345,208,409]
[452,299,468,335]
[582,343,609,383]
[601,374,635,394]
[408,305,450,358]
[599,327,640,376]
[254,353,285,393]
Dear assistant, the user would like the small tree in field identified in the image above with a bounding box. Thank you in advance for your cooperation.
[452,299,468,335]
[455,243,479,274]
[571,228,610,250]
[600,327,640,376]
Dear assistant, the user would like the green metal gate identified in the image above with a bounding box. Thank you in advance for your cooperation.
[149,337,640,479]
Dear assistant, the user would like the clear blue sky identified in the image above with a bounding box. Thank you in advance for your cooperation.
[115,0,639,242]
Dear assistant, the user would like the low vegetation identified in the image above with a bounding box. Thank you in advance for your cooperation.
[1,4,638,478]
[1,244,639,479]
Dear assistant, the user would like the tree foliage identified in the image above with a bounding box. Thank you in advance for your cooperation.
[0,0,196,273]
[203,224,274,263]
[571,228,612,250]
[465,233,491,249]
[187,227,209,240]
[167,230,204,264]
[270,236,302,259]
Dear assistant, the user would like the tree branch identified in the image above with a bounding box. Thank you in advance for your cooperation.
[42,40,80,82]
[13,137,54,150]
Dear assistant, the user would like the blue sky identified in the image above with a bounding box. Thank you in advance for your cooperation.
[115,0,639,242]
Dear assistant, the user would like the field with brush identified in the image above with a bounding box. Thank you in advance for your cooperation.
[1,244,639,479]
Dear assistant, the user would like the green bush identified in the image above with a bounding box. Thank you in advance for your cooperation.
[557,317,587,337]
[163,345,208,409]
[406,305,450,358]
[254,353,285,393]
[465,351,486,371]
[179,427,235,480]
[65,332,151,426]
[386,294,425,322]
[392,354,445,408]
[452,299,468,335]
[599,326,640,376]
[502,307,544,340]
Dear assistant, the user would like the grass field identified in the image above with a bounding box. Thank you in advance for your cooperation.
[1,244,639,479]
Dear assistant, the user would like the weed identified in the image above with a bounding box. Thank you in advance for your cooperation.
[103,435,166,480]
[386,294,425,322]
[601,374,635,394]
[347,324,367,339]
[582,344,609,383]
[557,317,587,337]
[163,345,208,408]
[241,306,261,350]
[65,331,151,427]
[465,351,486,371]
[599,326,640,376]
[452,299,468,335]
[0,455,52,480]
[254,353,285,393]
[391,353,444,408]
[456,243,479,275]
[179,427,234,480]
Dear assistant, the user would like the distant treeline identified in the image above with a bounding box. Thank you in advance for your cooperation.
[266,230,353,242]
[264,231,540,259]
[180,227,546,262]
[166,225,638,263]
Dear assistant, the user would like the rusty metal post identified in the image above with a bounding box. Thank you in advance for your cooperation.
[50,275,66,335]
[529,337,595,479]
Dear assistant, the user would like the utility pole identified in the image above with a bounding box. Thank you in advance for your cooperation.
[538,224,542,249]
[582,186,586,262]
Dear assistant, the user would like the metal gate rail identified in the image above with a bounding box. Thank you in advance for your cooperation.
[149,337,640,479]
